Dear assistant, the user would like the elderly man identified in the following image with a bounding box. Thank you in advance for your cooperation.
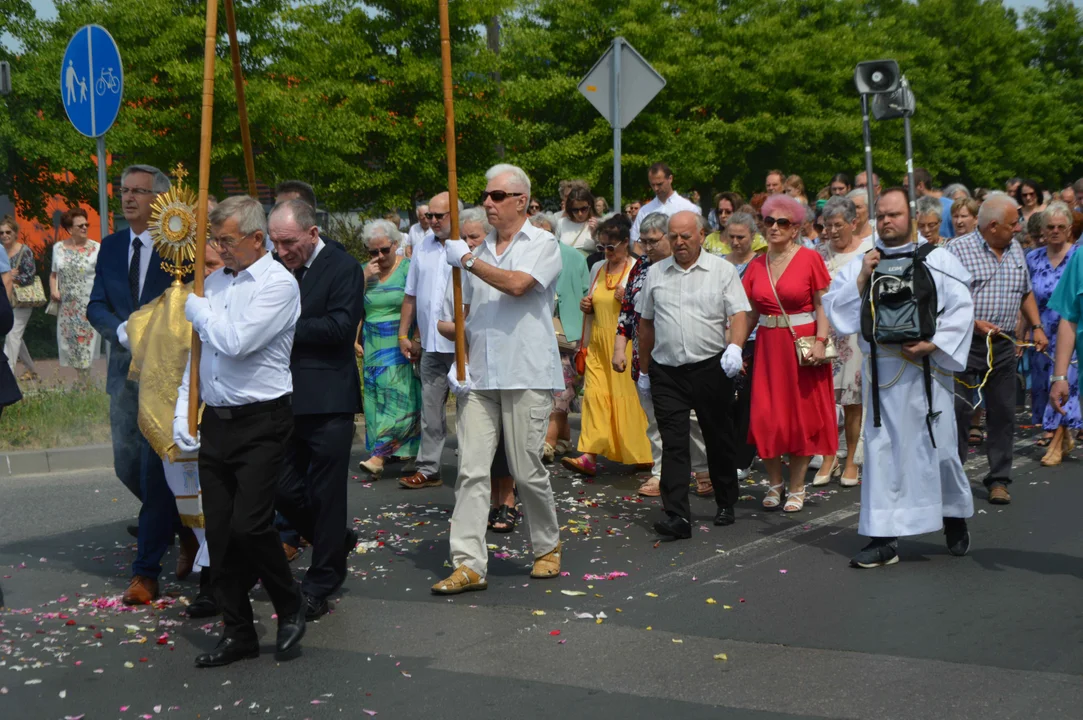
[765,170,785,195]
[824,188,975,568]
[87,164,196,605]
[398,191,462,490]
[947,193,1048,505]
[174,195,306,667]
[404,204,430,257]
[269,199,363,620]
[431,163,564,594]
[855,171,881,199]
[630,163,701,245]
[637,211,751,538]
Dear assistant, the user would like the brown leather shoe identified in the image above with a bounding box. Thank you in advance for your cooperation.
[399,471,443,489]
[283,542,300,563]
[122,575,159,605]
[176,528,199,580]
[989,484,1012,505]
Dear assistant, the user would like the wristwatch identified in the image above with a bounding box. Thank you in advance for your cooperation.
[463,255,476,272]
[1033,324,1044,331]
[1051,375,1069,383]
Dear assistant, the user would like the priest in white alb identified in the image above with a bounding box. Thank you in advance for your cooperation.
[823,187,975,569]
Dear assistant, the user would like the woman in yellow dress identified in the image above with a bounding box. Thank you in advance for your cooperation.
[563,215,651,475]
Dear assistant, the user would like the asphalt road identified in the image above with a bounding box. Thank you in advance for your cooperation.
[1,426,1081,720]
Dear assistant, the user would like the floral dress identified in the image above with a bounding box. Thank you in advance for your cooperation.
[52,241,101,369]
[615,256,649,381]
[817,239,873,405]
[1026,245,1081,431]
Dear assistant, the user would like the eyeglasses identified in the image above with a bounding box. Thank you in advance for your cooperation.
[72,223,90,230]
[568,205,591,215]
[762,216,793,229]
[120,187,155,196]
[424,211,448,221]
[208,231,256,250]
[1047,224,1070,232]
[641,237,664,248]
[369,246,394,256]
[481,190,524,203]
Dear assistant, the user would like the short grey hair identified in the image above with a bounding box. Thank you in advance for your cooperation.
[846,189,867,204]
[638,212,668,237]
[121,164,171,194]
[485,163,531,200]
[209,194,267,236]
[915,196,943,220]
[363,218,401,245]
[977,193,1020,230]
[461,206,493,235]
[822,196,857,223]
[528,212,556,233]
[1043,200,1073,226]
[268,198,317,231]
[943,183,970,199]
[724,212,758,238]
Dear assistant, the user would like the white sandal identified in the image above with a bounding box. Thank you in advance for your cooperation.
[762,482,784,509]
[783,488,806,513]
[811,457,839,486]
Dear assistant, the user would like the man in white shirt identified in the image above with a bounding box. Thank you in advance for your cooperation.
[174,195,306,667]
[638,210,752,538]
[630,162,702,246]
[402,204,430,257]
[398,191,462,490]
[431,163,564,594]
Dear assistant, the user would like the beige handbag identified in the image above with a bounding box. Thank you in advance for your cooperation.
[13,276,48,309]
[766,257,836,367]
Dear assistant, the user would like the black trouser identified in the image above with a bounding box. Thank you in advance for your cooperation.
[276,412,354,599]
[955,334,1016,484]
[733,340,757,470]
[200,400,301,642]
[650,354,738,521]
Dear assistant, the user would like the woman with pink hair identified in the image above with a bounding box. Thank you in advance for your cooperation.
[741,194,838,512]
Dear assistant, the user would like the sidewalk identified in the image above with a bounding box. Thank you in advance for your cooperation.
[13,356,108,390]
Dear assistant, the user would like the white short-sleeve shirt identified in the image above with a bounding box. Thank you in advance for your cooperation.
[404,232,455,354]
[630,192,702,242]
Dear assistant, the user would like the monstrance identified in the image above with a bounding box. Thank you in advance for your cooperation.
[148,164,202,282]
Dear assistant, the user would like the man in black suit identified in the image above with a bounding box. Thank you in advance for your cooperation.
[270,198,363,619]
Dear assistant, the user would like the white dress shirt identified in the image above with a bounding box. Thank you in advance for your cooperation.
[128,228,154,298]
[304,237,325,269]
[638,249,751,367]
[400,222,427,256]
[462,219,564,391]
[175,252,300,414]
[630,192,702,242]
[404,232,455,353]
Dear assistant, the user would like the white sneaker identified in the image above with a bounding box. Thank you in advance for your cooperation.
[737,465,752,481]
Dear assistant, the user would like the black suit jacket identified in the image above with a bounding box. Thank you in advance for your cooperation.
[290,242,365,416]
[0,289,22,408]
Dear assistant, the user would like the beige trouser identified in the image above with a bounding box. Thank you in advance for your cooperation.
[450,388,560,577]
[639,388,707,477]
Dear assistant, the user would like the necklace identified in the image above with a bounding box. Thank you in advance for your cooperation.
[768,245,795,265]
[604,258,627,290]
[377,257,401,281]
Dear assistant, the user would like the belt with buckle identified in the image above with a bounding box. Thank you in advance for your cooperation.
[207,394,291,421]
[758,312,814,329]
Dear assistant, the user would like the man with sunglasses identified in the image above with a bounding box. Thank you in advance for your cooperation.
[398,191,463,490]
[629,163,701,249]
[87,164,197,606]
[431,164,564,594]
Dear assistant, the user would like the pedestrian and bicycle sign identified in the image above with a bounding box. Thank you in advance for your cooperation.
[60,24,123,138]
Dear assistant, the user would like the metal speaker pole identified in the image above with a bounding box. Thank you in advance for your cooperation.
[860,94,876,232]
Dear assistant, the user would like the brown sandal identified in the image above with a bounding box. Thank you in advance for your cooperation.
[530,541,562,578]
[431,565,488,595]
[694,472,714,497]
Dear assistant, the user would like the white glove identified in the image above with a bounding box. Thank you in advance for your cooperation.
[636,373,651,394]
[172,416,201,454]
[720,343,744,378]
[444,239,471,269]
[116,321,130,350]
[446,362,474,398]
[184,294,212,329]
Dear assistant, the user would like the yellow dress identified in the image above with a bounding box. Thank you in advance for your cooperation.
[576,260,652,464]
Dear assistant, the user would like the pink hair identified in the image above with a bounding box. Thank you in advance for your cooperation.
[760,194,806,224]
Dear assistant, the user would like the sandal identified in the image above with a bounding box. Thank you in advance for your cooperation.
[783,489,806,513]
[431,565,488,595]
[491,505,518,534]
[968,426,984,446]
[694,472,714,497]
[1035,433,1055,448]
[542,442,556,464]
[762,482,784,510]
[812,457,840,486]
[487,506,500,529]
[530,541,562,578]
[561,454,597,476]
[638,476,661,497]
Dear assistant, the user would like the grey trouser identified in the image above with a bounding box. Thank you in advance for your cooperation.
[450,388,560,576]
[955,335,1016,483]
[416,351,455,477]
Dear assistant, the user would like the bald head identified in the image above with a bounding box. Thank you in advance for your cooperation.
[428,192,452,240]
[977,193,1021,251]
[667,210,704,269]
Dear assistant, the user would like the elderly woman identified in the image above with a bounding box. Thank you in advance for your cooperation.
[915,196,944,245]
[847,189,874,241]
[742,194,837,512]
[356,220,421,478]
[563,214,652,476]
[952,197,980,237]
[0,215,39,380]
[1025,202,1081,464]
[943,183,970,202]
[1014,178,1046,225]
[50,208,101,384]
[814,196,873,487]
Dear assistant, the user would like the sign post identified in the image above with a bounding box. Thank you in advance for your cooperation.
[60,25,123,240]
[578,38,665,212]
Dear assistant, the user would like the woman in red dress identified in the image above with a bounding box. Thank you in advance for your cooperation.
[742,194,838,512]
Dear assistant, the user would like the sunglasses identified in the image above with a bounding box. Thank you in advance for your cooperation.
[481,190,525,203]
[599,243,624,251]
[568,205,591,214]
[763,216,793,229]
[424,211,448,220]
[370,246,394,256]
[529,203,542,211]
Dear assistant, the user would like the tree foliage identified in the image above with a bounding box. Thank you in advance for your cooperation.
[1,0,1081,221]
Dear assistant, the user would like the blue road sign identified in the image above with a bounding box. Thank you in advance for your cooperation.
[61,25,123,138]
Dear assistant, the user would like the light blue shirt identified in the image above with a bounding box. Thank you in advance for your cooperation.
[0,245,9,274]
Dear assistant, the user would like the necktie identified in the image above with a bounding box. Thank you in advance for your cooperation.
[129,237,142,306]
[295,265,307,285]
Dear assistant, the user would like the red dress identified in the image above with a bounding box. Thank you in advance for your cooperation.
[742,247,839,459]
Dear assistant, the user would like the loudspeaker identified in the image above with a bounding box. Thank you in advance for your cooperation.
[872,78,916,120]
[854,60,900,95]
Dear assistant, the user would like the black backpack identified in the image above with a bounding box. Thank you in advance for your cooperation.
[859,243,941,445]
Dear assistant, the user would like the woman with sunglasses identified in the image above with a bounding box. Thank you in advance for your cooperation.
[0,215,39,380]
[563,215,652,477]
[1014,178,1047,226]
[356,220,421,479]
[741,194,837,512]
[555,184,599,257]
[50,207,102,385]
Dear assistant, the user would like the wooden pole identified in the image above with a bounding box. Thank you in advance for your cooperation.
[224,0,257,198]
[188,0,220,435]
[439,0,467,381]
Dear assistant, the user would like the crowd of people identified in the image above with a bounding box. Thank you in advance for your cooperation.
[4,156,1083,669]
